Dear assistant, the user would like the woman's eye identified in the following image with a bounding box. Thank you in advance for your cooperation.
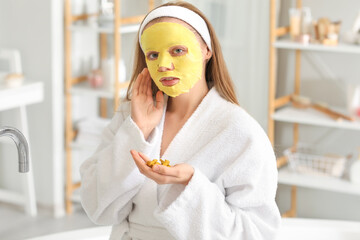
[171,46,187,56]
[147,52,158,60]
[174,49,183,54]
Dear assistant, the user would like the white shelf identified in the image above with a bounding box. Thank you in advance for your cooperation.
[274,39,360,54]
[278,166,360,196]
[70,81,128,99]
[0,81,44,111]
[69,23,140,34]
[273,106,360,131]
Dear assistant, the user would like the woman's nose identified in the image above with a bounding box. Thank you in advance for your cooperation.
[158,63,174,72]
[157,54,174,72]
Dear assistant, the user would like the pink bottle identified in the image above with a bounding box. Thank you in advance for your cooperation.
[88,69,104,88]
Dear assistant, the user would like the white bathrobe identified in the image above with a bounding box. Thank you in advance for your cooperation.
[80,87,281,240]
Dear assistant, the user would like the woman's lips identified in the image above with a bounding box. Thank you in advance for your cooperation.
[159,77,179,86]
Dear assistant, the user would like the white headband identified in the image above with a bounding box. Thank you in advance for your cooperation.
[139,6,212,52]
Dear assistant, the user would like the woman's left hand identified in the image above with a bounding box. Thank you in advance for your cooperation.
[130,150,194,185]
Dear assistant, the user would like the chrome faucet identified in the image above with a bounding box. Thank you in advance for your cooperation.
[0,126,29,173]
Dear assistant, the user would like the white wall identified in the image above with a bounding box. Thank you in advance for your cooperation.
[0,0,64,216]
[182,0,270,127]
[275,0,360,221]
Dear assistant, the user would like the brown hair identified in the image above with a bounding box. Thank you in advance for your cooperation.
[126,1,239,105]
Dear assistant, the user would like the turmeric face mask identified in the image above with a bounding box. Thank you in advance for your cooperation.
[140,22,203,97]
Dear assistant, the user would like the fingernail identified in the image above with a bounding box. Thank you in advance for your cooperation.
[153,165,159,171]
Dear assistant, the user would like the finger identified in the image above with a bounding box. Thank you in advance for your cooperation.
[155,91,164,110]
[142,68,150,96]
[138,151,151,163]
[133,70,144,96]
[138,69,147,95]
[152,164,179,177]
[148,170,178,184]
[144,167,179,184]
[145,69,152,97]
[130,150,146,169]
[131,150,171,183]
[137,69,147,95]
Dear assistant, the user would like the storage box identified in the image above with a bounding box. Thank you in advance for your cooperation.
[284,145,347,178]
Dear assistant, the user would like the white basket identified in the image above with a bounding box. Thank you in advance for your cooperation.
[284,145,347,178]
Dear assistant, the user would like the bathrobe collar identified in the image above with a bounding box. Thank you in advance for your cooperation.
[157,87,220,161]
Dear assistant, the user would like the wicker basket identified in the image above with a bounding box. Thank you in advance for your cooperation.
[284,145,347,178]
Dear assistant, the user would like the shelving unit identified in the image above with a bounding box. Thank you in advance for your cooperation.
[64,0,155,214]
[269,0,360,218]
[0,80,44,216]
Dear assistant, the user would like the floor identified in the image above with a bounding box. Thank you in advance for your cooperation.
[0,202,97,240]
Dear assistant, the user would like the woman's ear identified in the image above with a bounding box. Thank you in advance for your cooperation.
[205,46,212,60]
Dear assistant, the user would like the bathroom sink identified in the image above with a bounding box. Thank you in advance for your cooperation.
[27,226,111,240]
[27,218,360,240]
[277,218,360,240]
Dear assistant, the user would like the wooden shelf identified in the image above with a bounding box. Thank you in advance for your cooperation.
[278,166,360,196]
[69,23,140,34]
[272,106,360,131]
[64,0,155,215]
[274,39,360,54]
[70,81,129,99]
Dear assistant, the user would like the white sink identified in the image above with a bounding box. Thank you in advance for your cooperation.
[27,218,360,240]
[277,218,360,240]
[27,226,111,240]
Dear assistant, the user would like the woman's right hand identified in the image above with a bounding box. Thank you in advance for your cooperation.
[131,68,164,139]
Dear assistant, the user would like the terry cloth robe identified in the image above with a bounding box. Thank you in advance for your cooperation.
[80,87,281,240]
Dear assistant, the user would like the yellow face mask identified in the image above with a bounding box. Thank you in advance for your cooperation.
[140,22,204,97]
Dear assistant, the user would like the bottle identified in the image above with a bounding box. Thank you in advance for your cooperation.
[88,69,103,88]
[101,58,126,90]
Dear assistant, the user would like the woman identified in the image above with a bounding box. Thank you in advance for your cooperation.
[80,1,281,239]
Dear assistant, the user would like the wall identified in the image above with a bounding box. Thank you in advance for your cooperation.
[275,0,360,221]
[179,0,270,127]
[0,0,64,216]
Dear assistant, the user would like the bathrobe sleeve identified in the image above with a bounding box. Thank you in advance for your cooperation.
[154,116,281,240]
[80,102,159,225]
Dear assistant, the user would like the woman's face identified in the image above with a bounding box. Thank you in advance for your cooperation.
[140,19,207,97]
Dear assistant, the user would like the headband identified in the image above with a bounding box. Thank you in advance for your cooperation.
[139,6,212,52]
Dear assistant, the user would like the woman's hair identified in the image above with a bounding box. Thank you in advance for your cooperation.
[126,1,239,105]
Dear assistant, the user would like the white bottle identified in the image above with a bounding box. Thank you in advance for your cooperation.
[352,10,360,34]
[102,58,126,90]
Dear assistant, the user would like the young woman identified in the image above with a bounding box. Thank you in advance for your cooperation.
[80,2,281,240]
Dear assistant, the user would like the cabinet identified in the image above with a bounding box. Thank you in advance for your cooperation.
[64,0,155,214]
[268,0,360,218]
